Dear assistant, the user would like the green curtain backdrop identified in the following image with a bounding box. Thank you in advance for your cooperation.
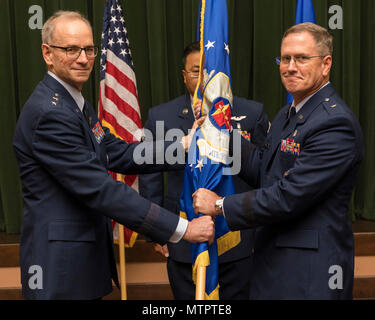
[0,0,374,233]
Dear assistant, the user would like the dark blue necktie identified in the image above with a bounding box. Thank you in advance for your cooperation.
[82,103,92,126]
[283,106,296,129]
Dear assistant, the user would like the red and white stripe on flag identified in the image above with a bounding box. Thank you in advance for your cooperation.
[98,0,142,247]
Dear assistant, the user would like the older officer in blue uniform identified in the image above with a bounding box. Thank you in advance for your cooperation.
[193,23,364,299]
[12,11,214,300]
[139,42,269,299]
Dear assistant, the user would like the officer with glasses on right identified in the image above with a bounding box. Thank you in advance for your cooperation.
[192,22,365,300]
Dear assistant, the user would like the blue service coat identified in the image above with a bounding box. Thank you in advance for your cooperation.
[13,73,184,299]
[224,83,365,299]
[139,93,269,263]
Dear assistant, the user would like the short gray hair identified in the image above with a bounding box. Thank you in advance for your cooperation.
[282,22,333,56]
[42,10,92,44]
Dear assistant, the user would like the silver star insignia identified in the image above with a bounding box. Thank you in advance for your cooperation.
[195,159,204,172]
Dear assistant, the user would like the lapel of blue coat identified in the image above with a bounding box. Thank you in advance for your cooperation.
[230,97,247,129]
[265,83,336,170]
[263,104,290,170]
[282,83,336,139]
[177,93,195,134]
[82,101,103,147]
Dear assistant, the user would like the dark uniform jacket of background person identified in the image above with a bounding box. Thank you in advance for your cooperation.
[223,83,365,299]
[13,74,185,300]
[139,93,269,264]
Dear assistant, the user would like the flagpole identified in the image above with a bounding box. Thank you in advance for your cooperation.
[118,224,127,300]
[195,266,206,300]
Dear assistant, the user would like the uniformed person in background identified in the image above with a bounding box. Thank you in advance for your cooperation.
[192,23,365,299]
[139,41,269,299]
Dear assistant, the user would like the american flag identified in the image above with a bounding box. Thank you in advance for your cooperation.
[98,0,142,247]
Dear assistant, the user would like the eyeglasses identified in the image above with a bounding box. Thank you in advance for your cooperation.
[49,45,98,59]
[275,55,326,66]
[184,70,200,78]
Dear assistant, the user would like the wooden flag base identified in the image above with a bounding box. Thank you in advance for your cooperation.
[118,224,127,300]
[195,266,207,300]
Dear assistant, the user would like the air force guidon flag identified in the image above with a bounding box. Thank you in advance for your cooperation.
[179,0,241,300]
[295,0,316,24]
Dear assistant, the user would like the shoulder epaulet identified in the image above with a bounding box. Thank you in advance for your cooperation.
[322,96,340,114]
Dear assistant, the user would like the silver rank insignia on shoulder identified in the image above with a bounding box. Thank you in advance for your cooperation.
[51,93,59,106]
